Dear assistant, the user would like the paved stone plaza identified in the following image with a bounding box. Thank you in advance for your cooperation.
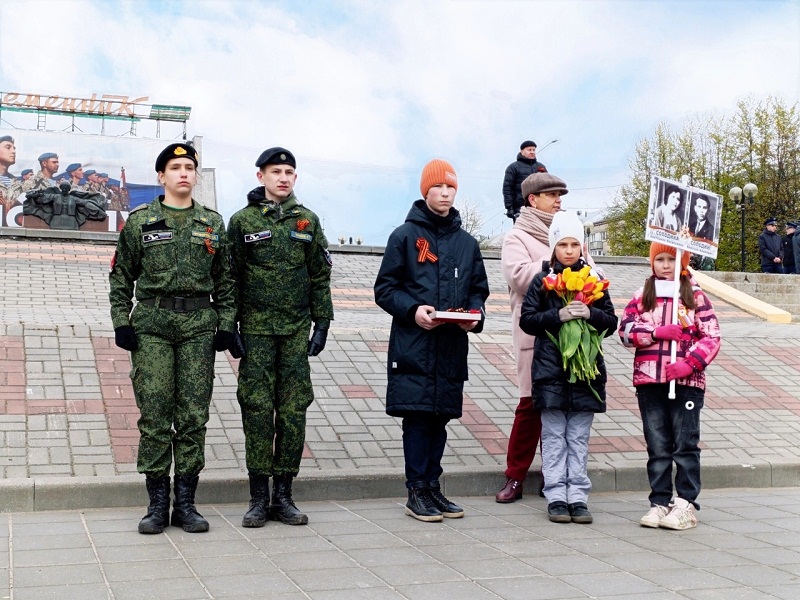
[1,237,800,599]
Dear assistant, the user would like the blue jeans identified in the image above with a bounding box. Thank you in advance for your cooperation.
[540,409,594,505]
[637,384,704,509]
[401,413,450,489]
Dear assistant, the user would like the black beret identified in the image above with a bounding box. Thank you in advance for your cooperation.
[255,147,296,169]
[520,140,537,150]
[764,217,777,226]
[155,143,198,172]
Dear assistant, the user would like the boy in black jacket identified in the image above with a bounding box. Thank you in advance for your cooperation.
[374,159,490,522]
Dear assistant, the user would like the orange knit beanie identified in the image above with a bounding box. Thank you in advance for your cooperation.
[420,159,458,198]
[649,242,690,271]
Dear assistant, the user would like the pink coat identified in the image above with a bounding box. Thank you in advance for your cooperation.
[501,228,550,397]
[618,282,721,389]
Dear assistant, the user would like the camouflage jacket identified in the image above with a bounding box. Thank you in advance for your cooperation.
[109,196,237,331]
[228,189,334,335]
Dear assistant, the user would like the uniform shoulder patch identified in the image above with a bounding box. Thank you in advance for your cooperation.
[324,248,333,267]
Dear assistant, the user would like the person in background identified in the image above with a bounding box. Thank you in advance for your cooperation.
[375,159,489,522]
[618,243,721,530]
[758,217,783,273]
[109,142,237,534]
[781,221,796,275]
[502,140,547,222]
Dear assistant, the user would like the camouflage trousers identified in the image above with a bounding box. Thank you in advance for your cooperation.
[237,330,314,476]
[130,304,216,477]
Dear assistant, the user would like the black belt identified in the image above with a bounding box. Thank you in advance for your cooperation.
[138,296,212,313]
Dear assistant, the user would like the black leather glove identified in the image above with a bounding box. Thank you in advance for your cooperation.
[506,208,515,220]
[114,326,138,351]
[307,325,328,357]
[213,330,235,352]
[230,329,246,359]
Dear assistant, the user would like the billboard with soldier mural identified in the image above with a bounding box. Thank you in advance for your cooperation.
[0,129,167,231]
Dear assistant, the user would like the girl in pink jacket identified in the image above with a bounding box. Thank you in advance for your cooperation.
[618,242,721,531]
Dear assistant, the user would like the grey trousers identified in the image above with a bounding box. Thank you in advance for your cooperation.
[541,409,594,505]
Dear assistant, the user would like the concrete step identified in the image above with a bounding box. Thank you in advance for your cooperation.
[709,272,800,286]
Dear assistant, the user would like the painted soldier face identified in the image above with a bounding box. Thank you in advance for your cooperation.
[41,157,59,176]
[0,140,16,167]
[425,183,456,216]
[530,190,562,213]
[158,157,196,196]
[694,197,708,221]
[257,164,297,202]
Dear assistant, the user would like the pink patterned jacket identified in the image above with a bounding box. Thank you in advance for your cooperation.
[618,280,721,390]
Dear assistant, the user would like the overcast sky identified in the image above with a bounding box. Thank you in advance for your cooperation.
[1,0,798,243]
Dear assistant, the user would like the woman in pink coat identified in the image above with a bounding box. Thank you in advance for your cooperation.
[495,172,568,503]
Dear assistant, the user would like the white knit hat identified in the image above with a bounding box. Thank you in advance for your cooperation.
[548,210,585,254]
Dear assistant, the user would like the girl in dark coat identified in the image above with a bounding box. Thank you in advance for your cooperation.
[519,211,617,524]
[374,159,490,522]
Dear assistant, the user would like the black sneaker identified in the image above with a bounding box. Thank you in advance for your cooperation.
[405,487,443,522]
[428,485,465,518]
[548,501,571,523]
[569,502,593,524]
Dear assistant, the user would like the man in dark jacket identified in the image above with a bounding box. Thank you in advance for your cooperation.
[758,217,783,273]
[374,159,490,523]
[502,140,547,221]
[781,222,796,275]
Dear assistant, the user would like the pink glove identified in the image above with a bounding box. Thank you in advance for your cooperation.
[665,361,694,381]
[654,325,683,341]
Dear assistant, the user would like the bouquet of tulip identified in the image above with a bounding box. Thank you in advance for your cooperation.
[542,265,610,402]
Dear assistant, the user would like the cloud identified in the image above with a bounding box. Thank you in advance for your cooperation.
[1,0,797,241]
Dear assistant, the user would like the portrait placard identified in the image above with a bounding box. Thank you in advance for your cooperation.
[645,176,723,259]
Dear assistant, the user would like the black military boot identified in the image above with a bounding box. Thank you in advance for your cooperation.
[405,483,442,522]
[171,474,209,533]
[138,475,170,534]
[269,474,308,525]
[428,481,465,518]
[242,474,270,528]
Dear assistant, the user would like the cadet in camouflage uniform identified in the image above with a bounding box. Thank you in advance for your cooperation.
[109,143,237,535]
[228,147,333,528]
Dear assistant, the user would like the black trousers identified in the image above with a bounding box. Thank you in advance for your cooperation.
[401,412,451,489]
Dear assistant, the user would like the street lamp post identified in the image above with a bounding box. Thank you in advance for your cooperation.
[537,139,558,153]
[728,182,758,272]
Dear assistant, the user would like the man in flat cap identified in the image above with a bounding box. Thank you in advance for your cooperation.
[228,147,333,529]
[23,152,59,193]
[502,140,548,222]
[782,221,796,275]
[758,217,783,273]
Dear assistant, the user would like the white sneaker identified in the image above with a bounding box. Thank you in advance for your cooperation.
[639,504,670,528]
[659,498,697,530]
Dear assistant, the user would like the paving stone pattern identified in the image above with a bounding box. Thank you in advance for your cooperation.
[1,238,799,482]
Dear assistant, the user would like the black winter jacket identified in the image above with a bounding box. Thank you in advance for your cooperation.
[518,260,617,413]
[374,201,490,418]
[782,233,795,272]
[758,229,783,267]
[502,154,547,214]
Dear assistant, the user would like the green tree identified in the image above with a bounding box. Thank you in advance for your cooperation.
[609,97,800,271]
